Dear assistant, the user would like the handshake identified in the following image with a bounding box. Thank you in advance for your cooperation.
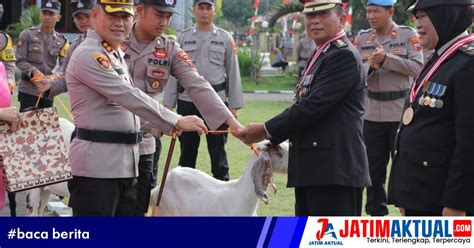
[174,114,267,145]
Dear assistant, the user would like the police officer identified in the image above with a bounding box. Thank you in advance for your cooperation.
[354,0,423,216]
[388,0,474,216]
[296,33,316,81]
[47,0,96,99]
[238,0,371,216]
[0,3,16,93]
[163,0,244,181]
[123,0,243,215]
[66,0,210,216]
[15,0,69,111]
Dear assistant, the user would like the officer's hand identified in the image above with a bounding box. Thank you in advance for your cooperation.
[36,79,52,93]
[371,41,386,65]
[31,69,44,79]
[226,116,244,138]
[368,56,379,70]
[0,107,22,132]
[175,115,208,135]
[442,207,466,216]
[236,123,266,145]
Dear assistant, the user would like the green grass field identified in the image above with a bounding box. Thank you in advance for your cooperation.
[242,76,297,91]
[11,94,400,216]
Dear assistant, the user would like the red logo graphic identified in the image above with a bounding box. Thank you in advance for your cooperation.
[316,218,329,241]
[153,49,168,59]
[453,220,471,237]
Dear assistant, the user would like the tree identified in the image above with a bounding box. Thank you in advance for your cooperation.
[6,6,40,40]
[221,0,255,30]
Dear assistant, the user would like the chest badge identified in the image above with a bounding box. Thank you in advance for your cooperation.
[153,48,168,59]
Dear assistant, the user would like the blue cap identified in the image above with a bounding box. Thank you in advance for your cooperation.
[367,0,396,7]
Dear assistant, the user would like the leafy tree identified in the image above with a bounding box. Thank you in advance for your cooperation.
[6,6,40,40]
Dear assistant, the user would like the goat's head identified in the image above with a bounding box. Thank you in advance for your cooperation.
[252,141,289,204]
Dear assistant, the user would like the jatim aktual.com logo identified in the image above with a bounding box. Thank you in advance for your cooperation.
[299,217,472,247]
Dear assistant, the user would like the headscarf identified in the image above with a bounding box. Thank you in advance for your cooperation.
[424,5,473,50]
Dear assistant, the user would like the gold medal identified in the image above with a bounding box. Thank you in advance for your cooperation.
[423,96,431,106]
[402,106,414,125]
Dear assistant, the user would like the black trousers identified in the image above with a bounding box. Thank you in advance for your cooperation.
[364,120,399,216]
[18,92,53,112]
[177,100,229,181]
[68,176,137,216]
[133,154,154,216]
[295,185,363,216]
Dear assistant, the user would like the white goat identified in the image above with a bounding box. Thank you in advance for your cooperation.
[27,118,73,216]
[150,141,289,216]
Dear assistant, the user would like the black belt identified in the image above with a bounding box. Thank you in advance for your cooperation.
[368,89,410,101]
[76,128,143,144]
[178,82,227,94]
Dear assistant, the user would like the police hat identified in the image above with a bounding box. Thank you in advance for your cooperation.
[298,0,343,14]
[406,0,474,12]
[194,0,216,6]
[97,0,134,16]
[71,0,96,16]
[139,0,179,14]
[41,0,61,14]
[367,0,396,7]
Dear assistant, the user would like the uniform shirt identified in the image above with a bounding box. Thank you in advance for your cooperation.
[48,33,88,99]
[66,30,180,178]
[0,32,16,84]
[123,29,233,155]
[15,26,69,97]
[163,25,244,110]
[355,23,423,122]
[296,37,316,68]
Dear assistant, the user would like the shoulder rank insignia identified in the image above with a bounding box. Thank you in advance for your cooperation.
[460,41,474,56]
[93,53,111,70]
[333,39,348,48]
[101,41,114,54]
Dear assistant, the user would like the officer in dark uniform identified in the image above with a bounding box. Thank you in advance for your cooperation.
[15,0,69,110]
[238,0,371,216]
[388,0,474,216]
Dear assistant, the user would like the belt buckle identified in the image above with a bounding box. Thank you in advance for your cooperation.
[135,131,143,143]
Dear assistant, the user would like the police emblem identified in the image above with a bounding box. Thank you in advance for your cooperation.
[151,68,165,78]
[153,49,168,59]
[46,1,53,8]
[93,53,111,70]
[165,0,174,5]
[77,0,84,8]
[17,38,24,47]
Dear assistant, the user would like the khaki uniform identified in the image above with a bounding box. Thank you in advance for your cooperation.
[355,23,423,122]
[15,26,69,97]
[66,30,181,178]
[163,25,244,109]
[0,32,16,84]
[123,31,233,156]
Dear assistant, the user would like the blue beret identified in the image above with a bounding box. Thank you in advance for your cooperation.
[367,0,396,7]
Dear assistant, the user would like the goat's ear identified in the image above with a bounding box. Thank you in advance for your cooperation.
[252,154,273,204]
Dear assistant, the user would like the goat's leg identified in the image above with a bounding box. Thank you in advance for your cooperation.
[38,191,51,216]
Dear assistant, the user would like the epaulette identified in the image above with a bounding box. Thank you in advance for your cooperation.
[398,25,417,34]
[460,41,474,56]
[333,39,348,49]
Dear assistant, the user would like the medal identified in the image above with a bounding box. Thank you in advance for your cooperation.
[435,99,444,109]
[418,95,424,105]
[429,98,436,108]
[423,96,431,106]
[402,106,414,125]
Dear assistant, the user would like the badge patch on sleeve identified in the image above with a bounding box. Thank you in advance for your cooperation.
[17,38,25,47]
[411,36,422,51]
[93,53,111,70]
[177,51,195,68]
